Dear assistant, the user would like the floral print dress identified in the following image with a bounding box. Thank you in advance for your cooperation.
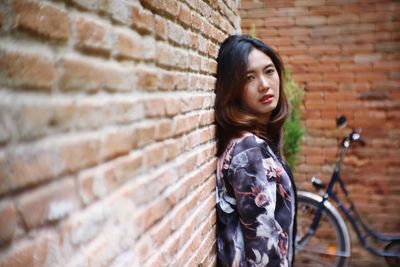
[216,134,297,267]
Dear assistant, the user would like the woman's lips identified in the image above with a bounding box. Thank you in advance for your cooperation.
[260,95,273,103]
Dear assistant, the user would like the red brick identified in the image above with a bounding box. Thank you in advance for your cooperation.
[357,32,392,43]
[167,21,187,46]
[354,53,382,63]
[57,134,101,174]
[18,178,79,229]
[340,23,375,34]
[154,15,167,40]
[136,122,156,147]
[61,205,106,248]
[295,16,326,26]
[305,100,337,111]
[163,97,181,116]
[103,65,132,92]
[73,99,112,129]
[0,10,3,28]
[360,12,394,23]
[140,0,166,12]
[191,10,203,32]
[375,21,400,32]
[0,234,58,267]
[145,98,165,117]
[276,7,308,16]
[164,0,180,17]
[294,0,325,7]
[173,115,189,135]
[292,73,322,83]
[289,55,318,64]
[11,101,51,141]
[178,3,191,27]
[131,4,154,33]
[114,29,143,60]
[278,45,308,56]
[207,42,219,58]
[310,25,340,36]
[327,14,359,25]
[72,0,100,10]
[339,63,372,72]
[355,72,388,82]
[156,42,189,70]
[309,45,340,55]
[59,56,103,92]
[376,42,400,53]
[7,144,57,191]
[262,36,292,46]
[0,201,17,244]
[0,49,55,91]
[155,119,173,140]
[13,0,69,41]
[202,21,214,42]
[264,16,294,27]
[309,63,339,72]
[166,139,182,160]
[309,5,342,16]
[135,66,159,91]
[254,28,279,37]
[135,196,171,233]
[324,92,355,101]
[341,44,374,54]
[240,18,265,28]
[74,16,111,54]
[104,0,131,24]
[78,152,142,204]
[101,126,136,160]
[323,72,354,82]
[175,72,189,91]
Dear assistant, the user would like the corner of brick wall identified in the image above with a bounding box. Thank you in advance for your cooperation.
[240,1,400,266]
[0,0,240,266]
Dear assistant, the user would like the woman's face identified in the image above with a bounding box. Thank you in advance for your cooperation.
[241,48,280,123]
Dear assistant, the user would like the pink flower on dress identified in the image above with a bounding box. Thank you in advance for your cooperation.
[276,165,283,177]
[255,192,269,208]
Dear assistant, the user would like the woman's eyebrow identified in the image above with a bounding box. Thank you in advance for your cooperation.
[247,63,274,73]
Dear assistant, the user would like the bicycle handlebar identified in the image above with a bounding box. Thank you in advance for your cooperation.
[342,129,366,148]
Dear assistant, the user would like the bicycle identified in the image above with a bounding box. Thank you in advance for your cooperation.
[295,115,400,267]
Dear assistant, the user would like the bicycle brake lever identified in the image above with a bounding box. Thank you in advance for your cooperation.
[311,176,326,191]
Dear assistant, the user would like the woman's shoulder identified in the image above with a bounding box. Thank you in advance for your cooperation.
[231,133,265,157]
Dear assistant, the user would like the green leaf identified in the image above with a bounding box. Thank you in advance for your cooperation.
[283,70,304,170]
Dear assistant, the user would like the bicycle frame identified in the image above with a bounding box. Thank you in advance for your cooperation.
[303,132,400,258]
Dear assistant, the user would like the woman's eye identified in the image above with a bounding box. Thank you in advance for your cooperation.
[247,76,255,82]
[265,68,274,74]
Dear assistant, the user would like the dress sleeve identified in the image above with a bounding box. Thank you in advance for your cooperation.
[228,136,288,266]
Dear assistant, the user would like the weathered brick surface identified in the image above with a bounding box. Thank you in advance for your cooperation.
[0,0,239,265]
[0,201,17,244]
[241,1,400,266]
[12,0,69,41]
[0,48,55,91]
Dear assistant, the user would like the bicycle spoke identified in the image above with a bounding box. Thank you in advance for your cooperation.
[297,252,336,267]
[296,192,351,267]
[300,246,349,257]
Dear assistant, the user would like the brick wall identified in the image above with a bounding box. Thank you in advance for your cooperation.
[0,0,240,266]
[241,0,400,266]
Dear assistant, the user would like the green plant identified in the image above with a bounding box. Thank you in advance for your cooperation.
[283,71,304,170]
[249,23,257,38]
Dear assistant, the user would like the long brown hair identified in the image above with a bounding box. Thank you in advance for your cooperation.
[214,35,289,157]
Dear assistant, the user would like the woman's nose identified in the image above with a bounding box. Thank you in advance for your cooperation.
[258,76,270,91]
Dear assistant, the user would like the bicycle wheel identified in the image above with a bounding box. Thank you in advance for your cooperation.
[296,191,351,267]
[384,241,400,267]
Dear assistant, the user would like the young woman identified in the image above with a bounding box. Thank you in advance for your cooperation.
[215,35,297,267]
